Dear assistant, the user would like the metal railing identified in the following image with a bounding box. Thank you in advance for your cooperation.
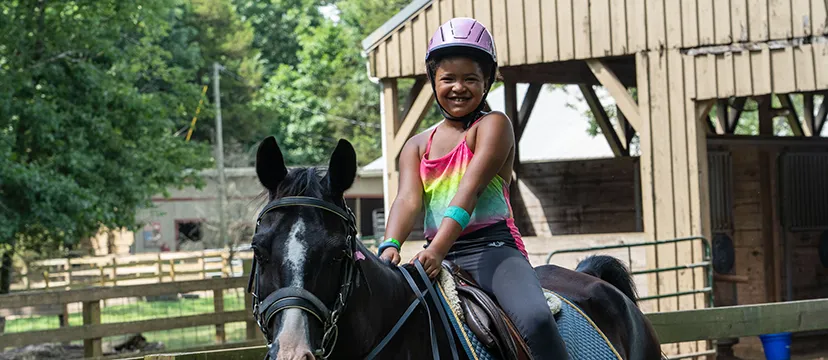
[545,236,714,307]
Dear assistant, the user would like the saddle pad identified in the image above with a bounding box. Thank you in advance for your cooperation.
[434,270,622,360]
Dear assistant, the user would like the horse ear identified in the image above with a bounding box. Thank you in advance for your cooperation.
[256,136,288,191]
[327,139,357,196]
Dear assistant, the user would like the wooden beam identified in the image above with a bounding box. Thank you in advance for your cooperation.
[649,298,828,344]
[777,94,805,136]
[617,108,634,150]
[816,93,828,135]
[0,310,248,349]
[145,346,268,360]
[505,81,520,182]
[586,59,642,131]
[715,99,728,134]
[399,77,427,124]
[380,79,399,217]
[706,115,716,135]
[391,84,434,157]
[727,97,747,133]
[0,277,246,309]
[516,83,542,140]
[803,94,815,137]
[580,84,626,156]
[697,100,715,135]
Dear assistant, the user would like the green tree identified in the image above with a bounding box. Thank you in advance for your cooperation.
[0,0,212,293]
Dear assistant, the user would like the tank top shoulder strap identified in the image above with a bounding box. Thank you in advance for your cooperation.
[423,125,439,158]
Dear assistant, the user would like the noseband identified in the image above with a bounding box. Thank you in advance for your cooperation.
[247,196,360,359]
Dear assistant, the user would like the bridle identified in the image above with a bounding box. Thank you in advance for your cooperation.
[247,196,360,359]
[247,195,459,360]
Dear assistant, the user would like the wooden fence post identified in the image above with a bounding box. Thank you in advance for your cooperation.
[169,259,176,281]
[83,300,102,357]
[157,254,163,283]
[213,288,225,344]
[243,259,257,340]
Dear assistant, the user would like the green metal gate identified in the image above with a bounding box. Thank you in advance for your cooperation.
[545,236,714,307]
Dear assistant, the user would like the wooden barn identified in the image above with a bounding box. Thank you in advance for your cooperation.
[361,0,828,358]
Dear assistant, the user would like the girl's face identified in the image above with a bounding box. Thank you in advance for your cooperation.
[433,57,486,118]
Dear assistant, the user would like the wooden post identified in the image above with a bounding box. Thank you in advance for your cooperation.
[111,258,118,286]
[169,259,176,282]
[98,265,105,286]
[380,79,399,218]
[64,259,71,288]
[243,259,257,340]
[213,288,225,344]
[757,96,780,303]
[221,253,229,278]
[157,254,163,283]
[504,80,519,186]
[22,262,29,290]
[83,300,102,357]
[59,303,70,345]
[198,253,206,280]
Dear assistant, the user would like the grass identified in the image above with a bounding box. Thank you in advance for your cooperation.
[4,290,249,351]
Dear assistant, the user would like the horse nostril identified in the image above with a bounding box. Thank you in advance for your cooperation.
[301,351,314,360]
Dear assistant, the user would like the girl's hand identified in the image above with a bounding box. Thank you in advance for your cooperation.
[410,248,446,279]
[379,247,401,265]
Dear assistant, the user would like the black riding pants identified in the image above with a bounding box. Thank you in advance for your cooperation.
[444,240,569,359]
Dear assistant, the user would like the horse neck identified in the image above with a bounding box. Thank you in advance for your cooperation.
[334,246,421,357]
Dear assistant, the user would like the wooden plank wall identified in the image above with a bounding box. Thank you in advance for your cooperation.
[513,158,641,237]
[691,42,828,101]
[368,0,828,80]
[637,48,711,356]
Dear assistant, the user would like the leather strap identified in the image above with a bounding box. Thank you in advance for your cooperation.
[413,260,460,360]
[258,196,353,225]
[364,266,431,360]
[261,287,332,327]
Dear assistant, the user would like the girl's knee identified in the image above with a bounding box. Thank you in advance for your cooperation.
[512,305,557,336]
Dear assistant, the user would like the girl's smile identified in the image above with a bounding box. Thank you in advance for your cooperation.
[433,57,487,118]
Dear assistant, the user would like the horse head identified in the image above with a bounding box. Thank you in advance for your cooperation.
[249,136,359,360]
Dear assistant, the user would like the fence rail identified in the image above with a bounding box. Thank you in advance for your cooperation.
[142,298,828,359]
[0,261,256,358]
[11,250,253,292]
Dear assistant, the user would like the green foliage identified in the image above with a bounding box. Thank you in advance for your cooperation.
[0,0,212,255]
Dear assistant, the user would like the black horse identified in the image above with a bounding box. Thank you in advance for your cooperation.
[248,136,663,360]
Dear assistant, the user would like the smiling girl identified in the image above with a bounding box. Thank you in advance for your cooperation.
[377,17,569,359]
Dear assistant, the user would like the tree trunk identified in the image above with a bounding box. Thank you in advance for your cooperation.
[0,249,13,333]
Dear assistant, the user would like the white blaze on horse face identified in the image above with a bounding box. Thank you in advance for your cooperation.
[275,220,314,359]
[285,219,307,287]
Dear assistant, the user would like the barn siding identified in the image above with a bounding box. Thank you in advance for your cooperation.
[512,158,642,237]
[367,0,828,80]
[638,48,711,356]
[687,43,828,101]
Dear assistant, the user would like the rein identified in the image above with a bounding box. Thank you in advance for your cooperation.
[247,196,458,360]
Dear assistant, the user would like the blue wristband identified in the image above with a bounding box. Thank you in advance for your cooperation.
[444,206,471,230]
[377,240,400,256]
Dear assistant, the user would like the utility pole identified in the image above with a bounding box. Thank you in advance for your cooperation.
[213,62,229,249]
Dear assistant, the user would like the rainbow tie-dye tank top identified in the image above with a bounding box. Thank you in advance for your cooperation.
[419,120,527,257]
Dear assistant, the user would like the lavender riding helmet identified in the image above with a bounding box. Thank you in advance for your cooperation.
[426,17,498,124]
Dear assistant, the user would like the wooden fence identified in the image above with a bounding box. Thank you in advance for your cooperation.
[11,250,253,291]
[141,298,828,360]
[0,262,257,359]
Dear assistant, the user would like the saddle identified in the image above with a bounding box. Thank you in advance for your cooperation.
[440,260,532,360]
